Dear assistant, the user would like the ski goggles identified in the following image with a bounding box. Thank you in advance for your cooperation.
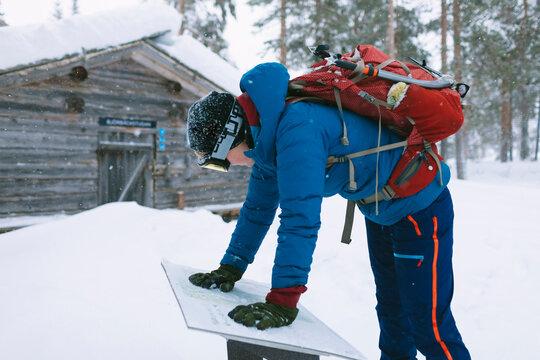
[196,100,244,172]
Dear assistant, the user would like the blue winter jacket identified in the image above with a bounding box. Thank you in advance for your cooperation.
[221,63,450,289]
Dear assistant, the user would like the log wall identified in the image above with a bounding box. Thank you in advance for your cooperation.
[0,56,250,218]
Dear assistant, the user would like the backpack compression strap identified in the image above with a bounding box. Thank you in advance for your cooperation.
[340,184,397,244]
[327,140,408,190]
[329,140,407,245]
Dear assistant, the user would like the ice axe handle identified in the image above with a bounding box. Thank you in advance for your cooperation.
[336,60,379,77]
[335,59,357,71]
[334,59,454,89]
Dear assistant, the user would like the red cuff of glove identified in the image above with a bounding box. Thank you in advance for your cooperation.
[265,285,307,309]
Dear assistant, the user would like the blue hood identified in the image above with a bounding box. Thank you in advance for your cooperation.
[239,63,290,173]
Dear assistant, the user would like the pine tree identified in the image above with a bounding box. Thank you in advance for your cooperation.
[166,0,235,55]
[247,0,350,69]
[52,0,63,20]
[460,0,539,162]
[458,0,501,159]
[247,0,289,66]
[347,0,428,62]
[515,0,536,160]
[248,0,428,70]
[0,0,8,27]
[72,0,79,15]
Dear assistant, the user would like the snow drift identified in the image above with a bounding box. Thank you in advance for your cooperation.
[0,160,539,359]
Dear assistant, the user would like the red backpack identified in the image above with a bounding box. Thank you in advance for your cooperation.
[286,45,466,243]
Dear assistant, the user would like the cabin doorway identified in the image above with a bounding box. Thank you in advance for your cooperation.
[97,131,154,206]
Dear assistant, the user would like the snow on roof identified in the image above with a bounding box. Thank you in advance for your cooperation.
[0,3,179,71]
[0,3,241,95]
[154,33,242,95]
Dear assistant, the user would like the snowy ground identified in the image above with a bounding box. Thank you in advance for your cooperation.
[1,159,539,360]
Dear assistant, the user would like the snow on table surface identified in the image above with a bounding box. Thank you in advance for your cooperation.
[162,261,365,360]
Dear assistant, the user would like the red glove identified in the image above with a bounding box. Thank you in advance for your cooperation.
[266,285,307,309]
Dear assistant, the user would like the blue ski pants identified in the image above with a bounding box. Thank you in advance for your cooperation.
[365,188,471,360]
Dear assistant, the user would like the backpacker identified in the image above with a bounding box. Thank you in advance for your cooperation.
[286,44,466,243]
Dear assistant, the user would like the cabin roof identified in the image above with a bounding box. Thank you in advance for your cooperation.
[0,3,241,95]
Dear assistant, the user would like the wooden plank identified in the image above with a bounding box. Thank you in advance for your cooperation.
[0,148,95,165]
[140,41,232,93]
[0,116,100,134]
[0,102,184,126]
[0,163,97,180]
[0,41,144,90]
[154,166,250,189]
[41,59,201,102]
[0,100,63,115]
[98,141,154,151]
[1,86,194,113]
[0,178,96,197]
[85,60,172,85]
[0,192,97,216]
[154,183,248,209]
[0,129,96,151]
[131,47,217,97]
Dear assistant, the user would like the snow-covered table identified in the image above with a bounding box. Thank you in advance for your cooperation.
[162,261,366,360]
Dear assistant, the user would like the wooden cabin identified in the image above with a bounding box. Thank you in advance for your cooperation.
[0,10,251,220]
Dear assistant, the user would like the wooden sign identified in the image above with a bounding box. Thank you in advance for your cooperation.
[98,117,156,129]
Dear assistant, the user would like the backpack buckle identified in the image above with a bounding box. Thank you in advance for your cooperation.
[381,185,396,201]
[358,91,376,104]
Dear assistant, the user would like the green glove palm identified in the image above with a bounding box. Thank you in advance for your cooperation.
[188,264,243,292]
[228,302,299,330]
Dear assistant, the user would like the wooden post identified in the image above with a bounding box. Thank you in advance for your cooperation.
[177,191,185,210]
[226,340,319,360]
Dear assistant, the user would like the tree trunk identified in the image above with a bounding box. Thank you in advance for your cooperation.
[72,0,79,15]
[279,0,287,66]
[387,0,395,58]
[53,0,63,20]
[519,89,531,160]
[453,0,466,178]
[314,0,325,46]
[440,0,449,159]
[499,1,515,163]
[518,0,530,160]
[535,97,540,161]
[441,0,448,74]
[500,74,512,162]
[177,0,186,35]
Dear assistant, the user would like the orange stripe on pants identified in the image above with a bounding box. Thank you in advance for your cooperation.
[407,215,422,236]
[432,216,454,360]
